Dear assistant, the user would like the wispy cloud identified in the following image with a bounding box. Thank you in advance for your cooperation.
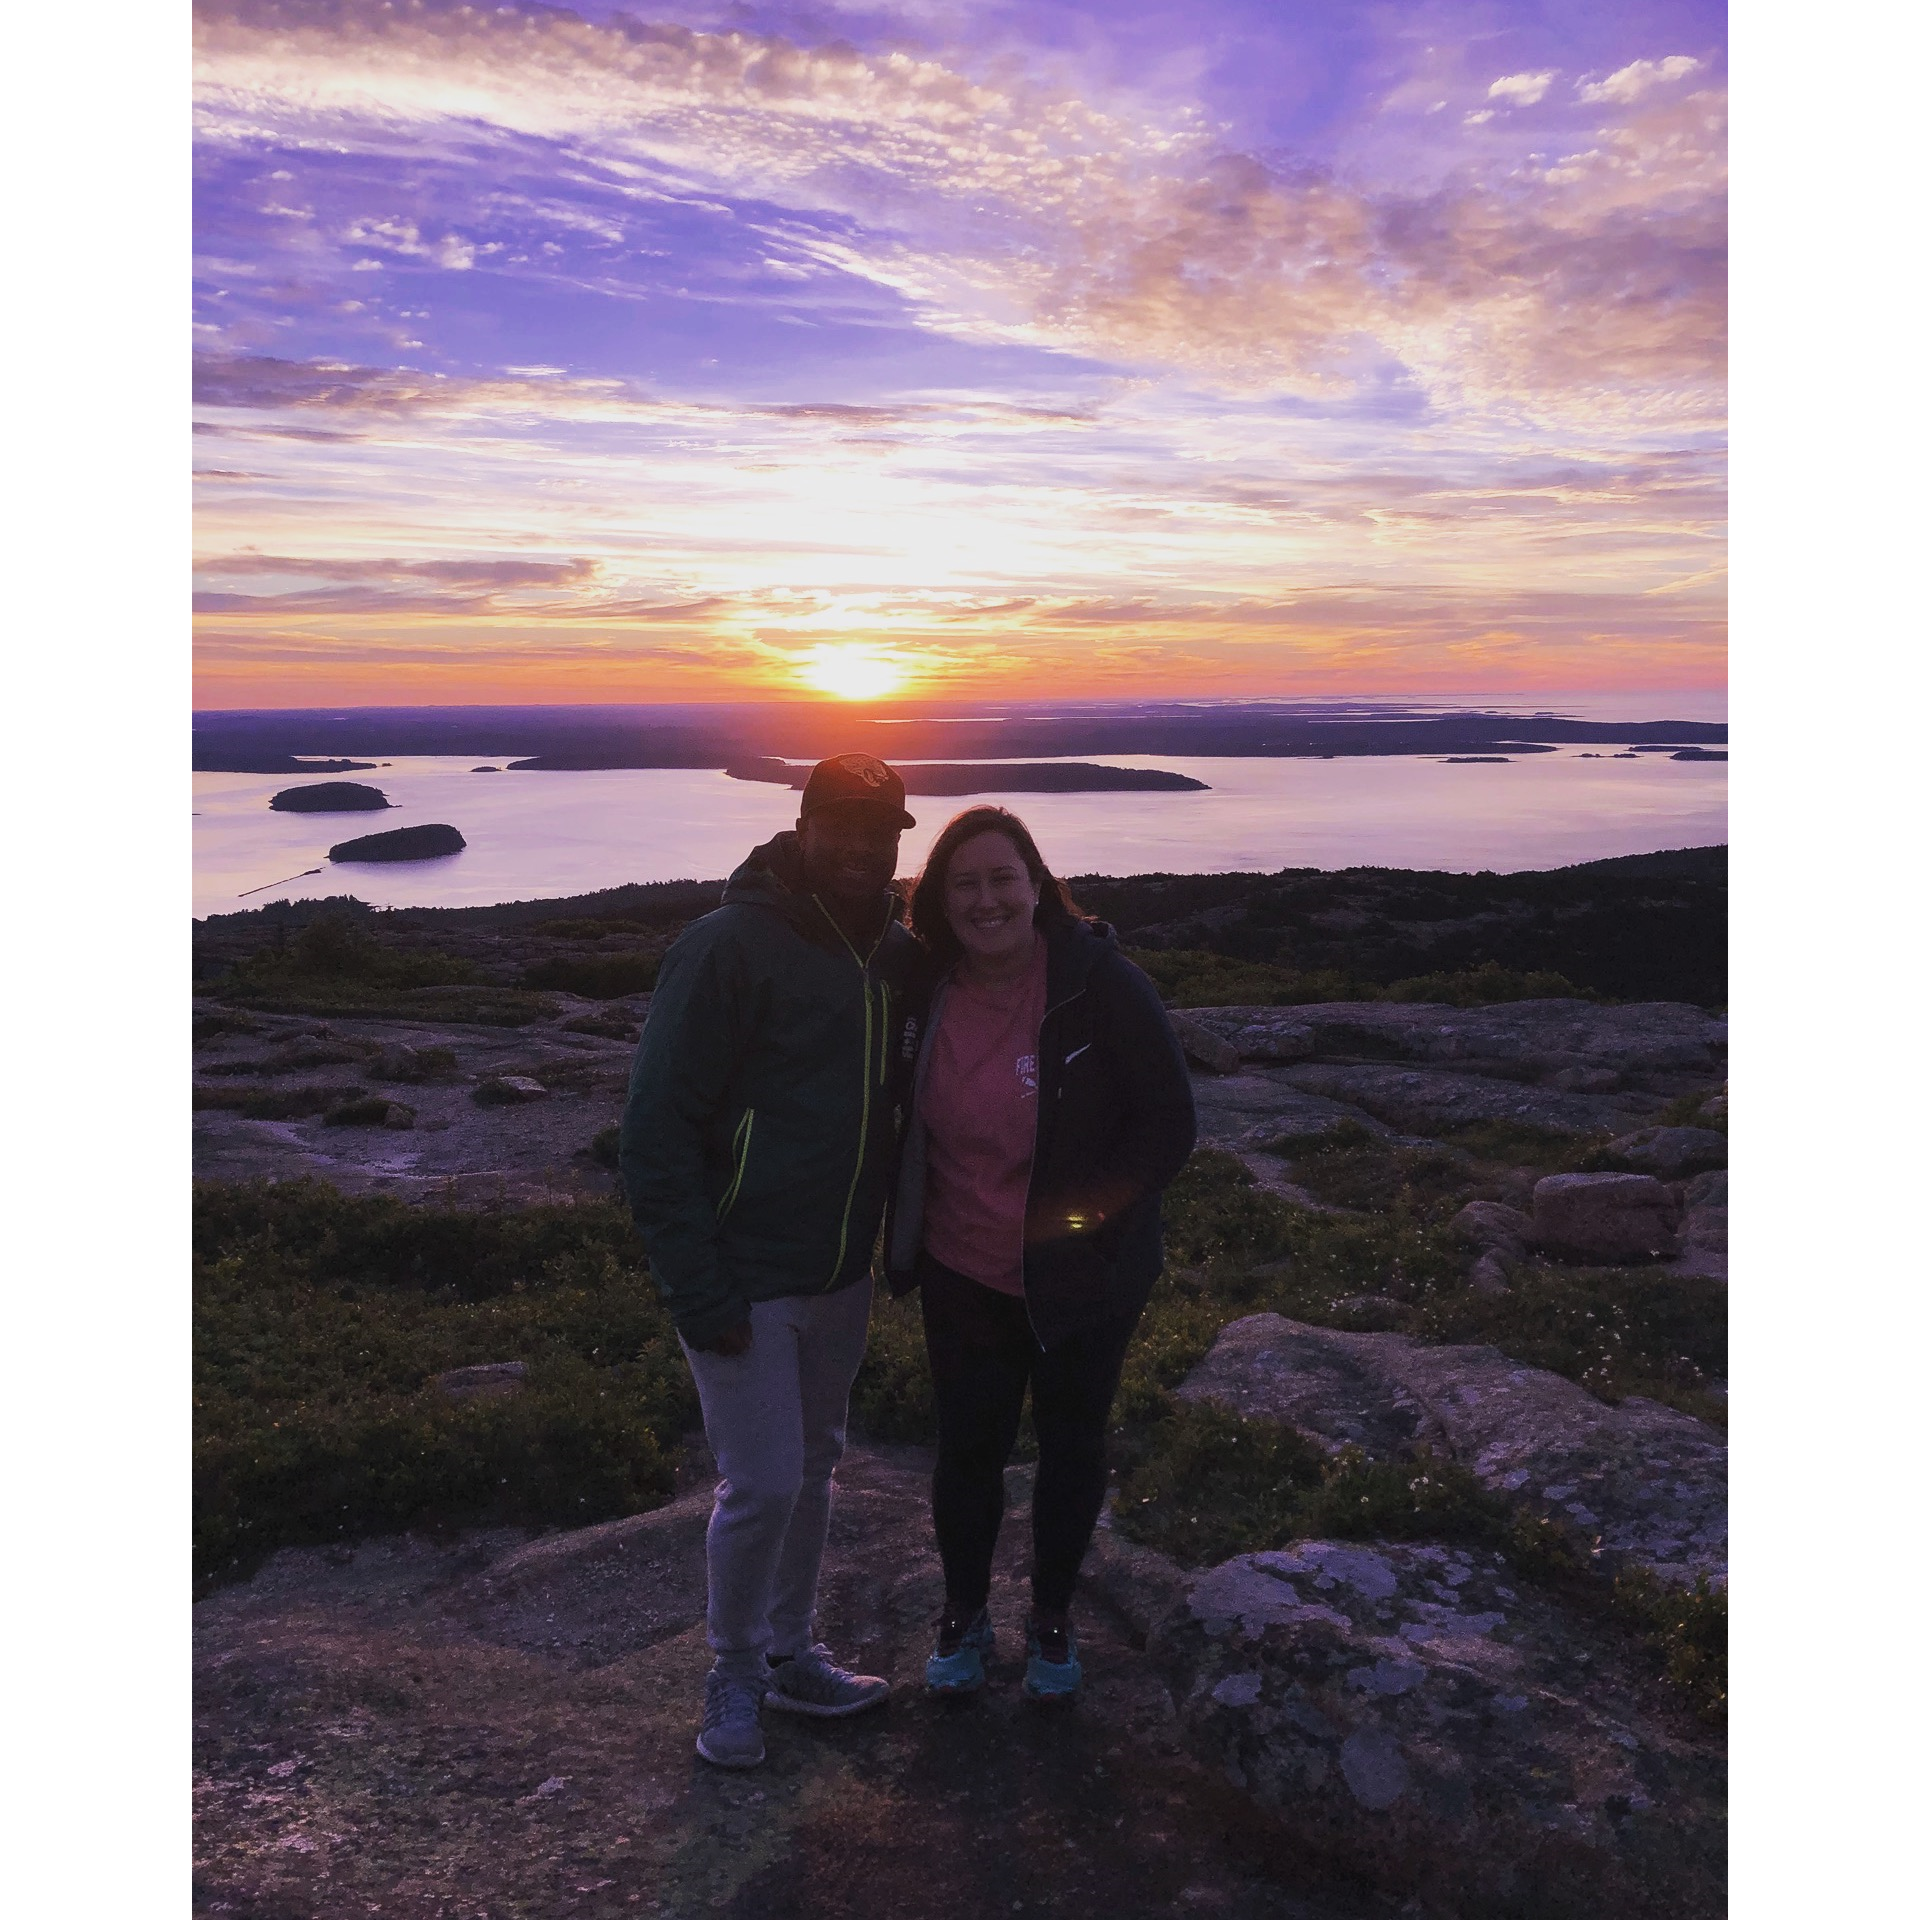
[1487,71,1557,106]
[1579,56,1703,106]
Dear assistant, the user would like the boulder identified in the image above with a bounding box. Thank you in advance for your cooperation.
[433,1361,528,1401]
[1532,1173,1678,1263]
[328,823,467,863]
[1696,1092,1727,1122]
[1131,1539,1726,1919]
[268,781,390,813]
[1467,1251,1513,1296]
[474,1075,549,1105]
[1190,1075,1385,1158]
[1602,1127,1727,1177]
[1167,1011,1239,1075]
[1684,1170,1727,1209]
[1179,1314,1725,1584]
[1449,1200,1532,1258]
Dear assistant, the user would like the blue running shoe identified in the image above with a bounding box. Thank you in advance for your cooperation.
[1022,1617,1082,1706]
[925,1606,995,1696]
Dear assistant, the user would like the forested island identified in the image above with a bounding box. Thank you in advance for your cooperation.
[725,756,1208,794]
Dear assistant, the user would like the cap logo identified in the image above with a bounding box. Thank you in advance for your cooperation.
[839,754,891,788]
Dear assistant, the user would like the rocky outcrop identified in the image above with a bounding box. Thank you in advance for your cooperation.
[474,1074,549,1105]
[1531,1173,1679,1263]
[1178,1315,1726,1585]
[269,781,390,813]
[328,823,467,862]
[1172,1000,1726,1078]
[1126,1539,1726,1919]
[1275,1063,1633,1137]
[1601,1126,1727,1177]
[1167,1010,1239,1075]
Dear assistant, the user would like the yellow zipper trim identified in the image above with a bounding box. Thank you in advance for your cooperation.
[717,1106,756,1220]
[814,897,885,1284]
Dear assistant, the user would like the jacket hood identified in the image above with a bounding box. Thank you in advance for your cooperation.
[723,831,906,939]
[722,831,810,923]
[1043,913,1121,1006]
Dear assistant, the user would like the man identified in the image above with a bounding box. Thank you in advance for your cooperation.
[620,753,920,1769]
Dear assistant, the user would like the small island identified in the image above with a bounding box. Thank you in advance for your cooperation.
[269,781,391,814]
[472,766,502,773]
[1669,748,1728,762]
[1442,756,1510,764]
[328,824,467,863]
[724,758,1209,795]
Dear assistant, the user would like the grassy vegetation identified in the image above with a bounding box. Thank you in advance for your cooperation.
[1131,950,1590,1011]
[194,1083,372,1120]
[518,951,661,998]
[194,1181,695,1589]
[194,1137,1724,1713]
[216,910,554,1026]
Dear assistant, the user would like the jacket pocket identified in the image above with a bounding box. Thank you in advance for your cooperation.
[716,1107,756,1221]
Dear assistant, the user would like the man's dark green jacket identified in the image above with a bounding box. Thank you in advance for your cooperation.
[619,833,919,1347]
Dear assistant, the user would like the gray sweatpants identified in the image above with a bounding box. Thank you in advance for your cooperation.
[679,1276,873,1681]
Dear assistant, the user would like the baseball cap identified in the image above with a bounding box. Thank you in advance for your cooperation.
[798,753,916,829]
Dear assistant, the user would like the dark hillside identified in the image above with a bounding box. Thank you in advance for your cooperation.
[1070,846,1725,1005]
[195,847,1724,1007]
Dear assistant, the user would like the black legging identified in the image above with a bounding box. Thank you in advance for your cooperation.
[917,1253,1139,1616]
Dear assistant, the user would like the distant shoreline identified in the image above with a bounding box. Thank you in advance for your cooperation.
[724,757,1210,795]
[192,702,1727,774]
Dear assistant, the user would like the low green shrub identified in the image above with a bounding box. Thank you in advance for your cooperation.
[849,1286,938,1443]
[1278,1138,1487,1220]
[1432,1119,1611,1171]
[1131,949,1374,1009]
[194,1181,694,1586]
[532,917,650,941]
[519,952,661,999]
[1653,1088,1728,1133]
[1413,1265,1726,1421]
[1612,1568,1727,1723]
[589,1124,622,1170]
[1384,961,1590,1006]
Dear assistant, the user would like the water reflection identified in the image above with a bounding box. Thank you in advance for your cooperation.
[192,752,1728,919]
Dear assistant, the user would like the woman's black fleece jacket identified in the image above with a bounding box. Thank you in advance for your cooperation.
[885,915,1197,1348]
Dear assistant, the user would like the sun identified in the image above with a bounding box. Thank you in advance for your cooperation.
[796,642,909,700]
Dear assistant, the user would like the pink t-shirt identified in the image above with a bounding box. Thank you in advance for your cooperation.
[919,940,1047,1295]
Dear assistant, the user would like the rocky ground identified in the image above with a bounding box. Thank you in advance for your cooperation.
[195,1448,1412,1920]
[194,989,1727,1916]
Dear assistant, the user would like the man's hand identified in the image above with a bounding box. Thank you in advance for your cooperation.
[697,1319,754,1358]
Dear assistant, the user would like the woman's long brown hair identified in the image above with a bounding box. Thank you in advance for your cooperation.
[906,805,1083,968]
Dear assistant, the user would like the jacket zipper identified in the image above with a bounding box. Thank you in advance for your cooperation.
[814,896,890,1285]
[1016,980,1088,1353]
[716,1106,756,1221]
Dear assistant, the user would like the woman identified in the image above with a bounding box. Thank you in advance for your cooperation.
[887,807,1196,1704]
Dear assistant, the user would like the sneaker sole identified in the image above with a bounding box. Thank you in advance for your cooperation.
[926,1672,987,1697]
[762,1682,891,1719]
[694,1733,765,1768]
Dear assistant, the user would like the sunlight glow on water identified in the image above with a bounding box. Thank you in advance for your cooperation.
[193,751,1727,919]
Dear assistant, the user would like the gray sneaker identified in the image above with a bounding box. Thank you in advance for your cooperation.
[763,1645,891,1719]
[695,1670,767,1769]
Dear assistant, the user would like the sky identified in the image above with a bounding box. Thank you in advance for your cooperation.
[192,0,1727,708]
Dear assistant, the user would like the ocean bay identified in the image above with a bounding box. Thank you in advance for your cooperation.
[193,750,1728,919]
